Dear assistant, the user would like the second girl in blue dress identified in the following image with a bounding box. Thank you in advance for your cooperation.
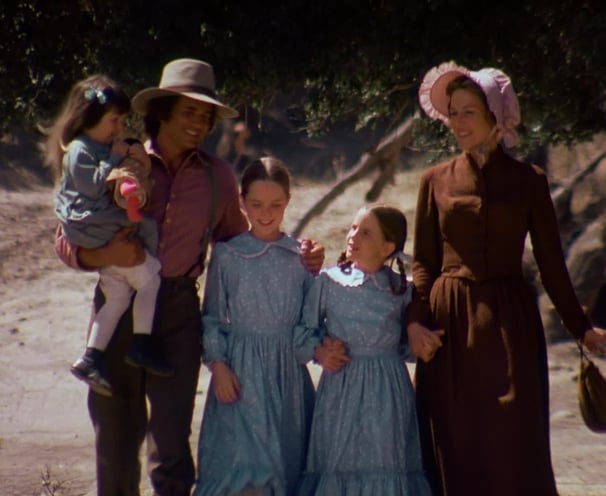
[194,157,346,496]
[296,204,432,496]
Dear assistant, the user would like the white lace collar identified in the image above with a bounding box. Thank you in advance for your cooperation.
[322,265,395,291]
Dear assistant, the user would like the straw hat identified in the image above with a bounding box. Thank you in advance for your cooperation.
[418,61,521,148]
[132,58,238,121]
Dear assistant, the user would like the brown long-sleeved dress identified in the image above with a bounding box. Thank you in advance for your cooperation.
[408,147,591,496]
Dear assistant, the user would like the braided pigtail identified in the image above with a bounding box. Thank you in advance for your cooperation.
[337,250,353,273]
[386,255,408,295]
[364,204,409,295]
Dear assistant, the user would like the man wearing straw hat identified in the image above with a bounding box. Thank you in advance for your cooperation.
[56,58,324,496]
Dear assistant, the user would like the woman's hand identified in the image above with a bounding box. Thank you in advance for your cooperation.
[300,238,325,275]
[210,361,241,403]
[583,327,606,356]
[314,338,350,373]
[407,321,445,363]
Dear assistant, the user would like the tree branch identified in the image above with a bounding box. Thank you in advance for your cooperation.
[291,114,417,237]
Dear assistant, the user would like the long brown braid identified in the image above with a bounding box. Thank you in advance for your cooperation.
[387,254,408,295]
[336,250,352,273]
[372,205,408,295]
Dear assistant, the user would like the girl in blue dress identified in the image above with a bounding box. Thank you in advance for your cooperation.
[194,157,347,496]
[296,204,432,496]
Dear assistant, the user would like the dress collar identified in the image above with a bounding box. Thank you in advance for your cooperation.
[222,231,301,258]
[322,265,394,291]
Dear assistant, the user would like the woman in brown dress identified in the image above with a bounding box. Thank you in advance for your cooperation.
[406,61,606,496]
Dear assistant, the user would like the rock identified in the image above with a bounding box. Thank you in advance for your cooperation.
[540,214,606,342]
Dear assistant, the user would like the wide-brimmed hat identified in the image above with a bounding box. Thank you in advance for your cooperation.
[418,61,521,148]
[132,58,238,121]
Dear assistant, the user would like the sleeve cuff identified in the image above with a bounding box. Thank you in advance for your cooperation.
[296,338,321,364]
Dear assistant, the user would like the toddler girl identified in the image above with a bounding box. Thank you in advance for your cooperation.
[46,74,171,396]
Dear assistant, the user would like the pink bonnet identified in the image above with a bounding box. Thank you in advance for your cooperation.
[418,61,521,148]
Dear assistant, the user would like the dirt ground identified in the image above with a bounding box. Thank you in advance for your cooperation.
[1,164,605,495]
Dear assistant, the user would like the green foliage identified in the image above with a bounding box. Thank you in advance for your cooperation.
[1,0,605,152]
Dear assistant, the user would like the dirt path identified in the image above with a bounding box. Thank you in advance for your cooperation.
[1,182,605,495]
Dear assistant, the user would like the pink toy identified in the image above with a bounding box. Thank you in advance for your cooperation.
[106,153,151,223]
[119,178,144,222]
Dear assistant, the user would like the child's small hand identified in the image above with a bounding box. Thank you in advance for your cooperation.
[111,139,129,158]
[314,343,350,373]
[300,238,325,275]
[128,143,151,174]
[210,361,241,403]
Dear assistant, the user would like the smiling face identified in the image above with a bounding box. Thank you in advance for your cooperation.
[345,208,395,273]
[242,179,290,242]
[158,96,215,158]
[448,88,496,154]
[84,108,126,145]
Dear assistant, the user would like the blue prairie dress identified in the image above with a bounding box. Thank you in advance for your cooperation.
[194,231,316,496]
[295,266,431,496]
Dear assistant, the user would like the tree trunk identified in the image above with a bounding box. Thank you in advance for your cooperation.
[291,114,417,237]
[537,149,606,341]
[551,150,606,239]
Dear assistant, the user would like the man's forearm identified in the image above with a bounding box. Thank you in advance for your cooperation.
[55,226,91,271]
[55,226,109,270]
[76,245,109,269]
[55,226,145,270]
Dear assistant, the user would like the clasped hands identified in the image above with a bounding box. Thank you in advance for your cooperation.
[406,323,606,362]
[314,336,351,373]
[407,321,445,363]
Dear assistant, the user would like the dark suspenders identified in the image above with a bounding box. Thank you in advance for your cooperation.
[184,161,217,277]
